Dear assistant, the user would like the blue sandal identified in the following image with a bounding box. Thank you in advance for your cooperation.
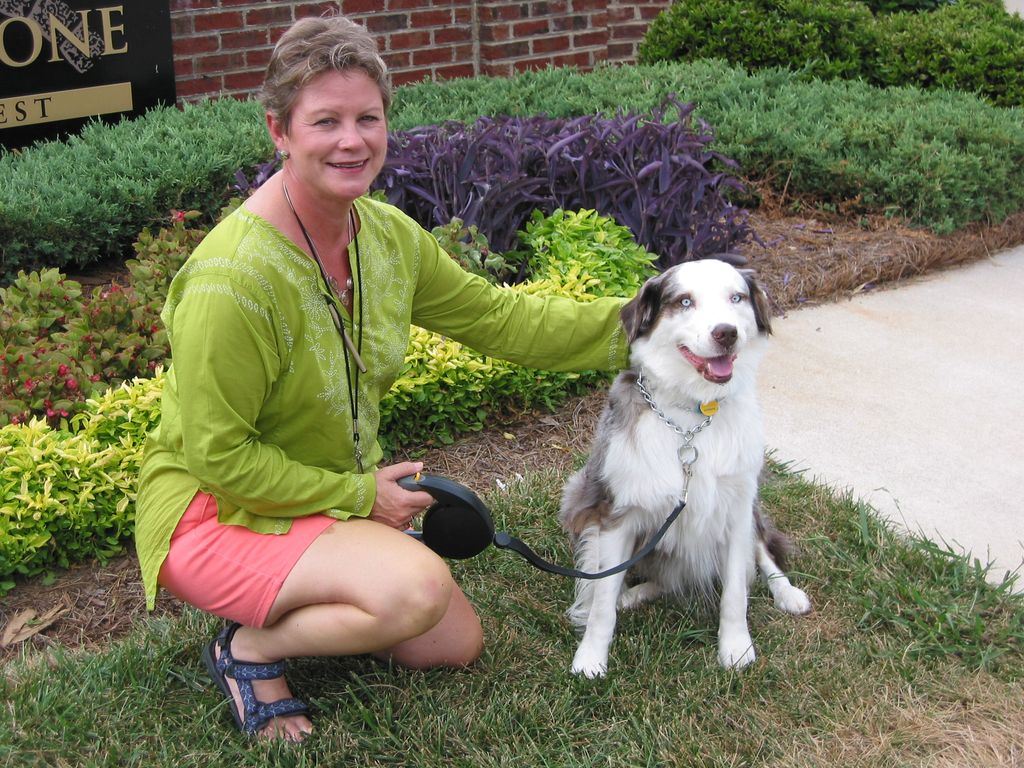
[202,622,311,737]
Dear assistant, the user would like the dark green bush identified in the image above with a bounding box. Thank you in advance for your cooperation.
[863,0,948,10]
[863,0,1000,13]
[639,0,878,81]
[876,2,1024,107]
[0,98,268,283]
[639,0,1024,107]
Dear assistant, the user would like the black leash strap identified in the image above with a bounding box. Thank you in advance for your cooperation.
[492,499,687,580]
[401,473,687,580]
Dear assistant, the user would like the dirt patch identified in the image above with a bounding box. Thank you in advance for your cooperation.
[2,205,1023,663]
[774,673,1024,767]
[0,554,181,666]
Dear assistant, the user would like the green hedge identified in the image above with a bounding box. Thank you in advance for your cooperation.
[639,0,1024,108]
[640,0,878,81]
[4,60,1024,280]
[0,98,268,283]
[876,2,1024,106]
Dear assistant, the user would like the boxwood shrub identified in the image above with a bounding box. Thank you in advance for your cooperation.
[639,0,1024,108]
[638,0,879,82]
[875,1,1024,107]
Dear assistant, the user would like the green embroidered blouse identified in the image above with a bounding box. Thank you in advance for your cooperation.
[135,197,629,610]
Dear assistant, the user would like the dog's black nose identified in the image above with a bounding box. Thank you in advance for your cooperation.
[712,324,738,349]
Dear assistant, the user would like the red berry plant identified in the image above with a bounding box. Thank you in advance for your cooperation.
[0,211,205,429]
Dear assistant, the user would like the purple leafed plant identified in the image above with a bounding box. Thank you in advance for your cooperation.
[374,99,753,270]
[232,153,284,197]
[375,117,552,255]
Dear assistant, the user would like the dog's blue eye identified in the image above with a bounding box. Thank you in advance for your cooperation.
[680,297,693,308]
[731,293,745,304]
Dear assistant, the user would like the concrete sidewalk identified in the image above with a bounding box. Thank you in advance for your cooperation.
[758,244,1024,587]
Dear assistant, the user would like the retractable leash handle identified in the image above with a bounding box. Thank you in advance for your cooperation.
[399,473,686,580]
[399,473,495,560]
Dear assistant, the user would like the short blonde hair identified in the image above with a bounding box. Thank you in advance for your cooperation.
[260,14,391,130]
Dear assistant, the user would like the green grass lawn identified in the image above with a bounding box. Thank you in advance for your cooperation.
[2,464,1021,767]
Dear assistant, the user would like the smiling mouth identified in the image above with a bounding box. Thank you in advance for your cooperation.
[679,346,736,384]
[328,160,366,170]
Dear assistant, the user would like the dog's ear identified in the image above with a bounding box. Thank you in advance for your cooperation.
[621,269,671,343]
[742,270,772,336]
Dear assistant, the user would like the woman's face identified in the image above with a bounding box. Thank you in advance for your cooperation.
[268,69,388,206]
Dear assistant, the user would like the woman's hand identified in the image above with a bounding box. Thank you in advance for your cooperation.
[370,462,435,530]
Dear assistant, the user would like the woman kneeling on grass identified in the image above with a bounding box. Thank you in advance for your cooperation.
[134,12,629,742]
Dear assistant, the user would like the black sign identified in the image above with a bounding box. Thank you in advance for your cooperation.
[0,1,175,149]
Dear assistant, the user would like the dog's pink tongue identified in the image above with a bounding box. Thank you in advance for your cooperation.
[707,355,734,378]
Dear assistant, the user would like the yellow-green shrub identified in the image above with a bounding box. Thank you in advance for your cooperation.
[0,374,163,590]
[380,212,654,450]
[379,264,606,451]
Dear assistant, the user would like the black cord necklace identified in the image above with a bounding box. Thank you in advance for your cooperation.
[282,182,367,472]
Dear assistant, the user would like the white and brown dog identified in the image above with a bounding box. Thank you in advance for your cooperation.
[560,257,811,678]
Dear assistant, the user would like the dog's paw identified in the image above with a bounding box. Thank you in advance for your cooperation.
[571,646,608,678]
[617,581,661,611]
[774,585,812,615]
[718,633,756,670]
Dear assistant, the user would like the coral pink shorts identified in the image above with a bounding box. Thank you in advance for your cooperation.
[158,491,336,628]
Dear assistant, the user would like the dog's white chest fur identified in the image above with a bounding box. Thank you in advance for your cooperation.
[606,396,763,508]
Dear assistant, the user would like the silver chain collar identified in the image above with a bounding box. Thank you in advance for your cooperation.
[635,369,714,500]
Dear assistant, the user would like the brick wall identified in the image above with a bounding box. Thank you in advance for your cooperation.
[169,0,670,103]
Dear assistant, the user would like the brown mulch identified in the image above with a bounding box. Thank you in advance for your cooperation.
[746,205,1024,312]
[3,204,1024,665]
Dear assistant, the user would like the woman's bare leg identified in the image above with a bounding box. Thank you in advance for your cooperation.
[217,518,483,740]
